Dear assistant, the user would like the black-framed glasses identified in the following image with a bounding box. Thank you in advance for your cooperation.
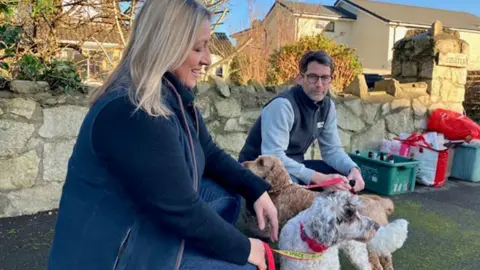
[302,73,333,84]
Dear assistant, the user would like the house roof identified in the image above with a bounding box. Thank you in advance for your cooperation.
[57,23,128,44]
[49,22,234,57]
[338,0,480,31]
[209,32,235,57]
[231,0,357,37]
[278,0,357,19]
[37,21,129,46]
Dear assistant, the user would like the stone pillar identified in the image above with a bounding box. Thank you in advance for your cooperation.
[392,21,469,113]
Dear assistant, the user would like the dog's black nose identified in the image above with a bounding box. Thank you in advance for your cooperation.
[349,179,356,187]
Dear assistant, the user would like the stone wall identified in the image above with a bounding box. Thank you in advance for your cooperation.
[0,81,90,218]
[465,70,480,122]
[0,78,436,218]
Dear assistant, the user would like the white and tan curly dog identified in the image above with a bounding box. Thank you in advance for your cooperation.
[242,155,409,270]
[278,191,379,270]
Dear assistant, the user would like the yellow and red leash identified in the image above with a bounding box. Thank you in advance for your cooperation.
[262,242,325,270]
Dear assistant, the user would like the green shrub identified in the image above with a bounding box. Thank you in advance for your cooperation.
[266,34,362,91]
[43,59,85,94]
[11,54,84,94]
[16,54,45,81]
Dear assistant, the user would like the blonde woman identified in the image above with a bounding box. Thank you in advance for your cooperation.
[47,1,278,269]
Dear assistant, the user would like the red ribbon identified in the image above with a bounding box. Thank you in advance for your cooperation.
[395,133,441,152]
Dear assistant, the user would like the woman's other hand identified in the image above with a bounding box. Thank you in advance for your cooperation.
[247,238,267,270]
[253,192,279,242]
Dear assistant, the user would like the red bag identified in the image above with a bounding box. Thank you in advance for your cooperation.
[399,133,449,187]
[427,109,480,141]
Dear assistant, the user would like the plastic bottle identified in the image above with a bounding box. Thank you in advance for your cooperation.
[389,157,395,163]
[368,151,373,158]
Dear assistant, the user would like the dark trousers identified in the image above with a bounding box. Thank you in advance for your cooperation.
[303,160,339,175]
[180,177,256,270]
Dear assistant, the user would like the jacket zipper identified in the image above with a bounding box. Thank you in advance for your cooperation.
[302,108,319,155]
[306,100,331,157]
[113,228,132,270]
[166,80,199,270]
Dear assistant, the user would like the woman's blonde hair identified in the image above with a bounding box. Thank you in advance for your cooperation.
[90,0,211,117]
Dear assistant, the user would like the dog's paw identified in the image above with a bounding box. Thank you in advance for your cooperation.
[367,219,409,255]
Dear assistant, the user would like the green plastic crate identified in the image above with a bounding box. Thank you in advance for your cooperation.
[450,143,480,182]
[348,151,420,196]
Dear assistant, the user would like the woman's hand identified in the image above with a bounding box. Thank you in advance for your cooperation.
[253,192,279,242]
[248,238,267,270]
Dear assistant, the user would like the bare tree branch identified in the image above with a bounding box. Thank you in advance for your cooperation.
[206,37,253,72]
[112,0,126,46]
[205,0,229,8]
[211,7,228,33]
[130,0,137,26]
[92,37,114,66]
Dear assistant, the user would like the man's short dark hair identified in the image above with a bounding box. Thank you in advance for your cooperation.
[299,51,334,75]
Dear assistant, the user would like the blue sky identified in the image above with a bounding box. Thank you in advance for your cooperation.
[216,0,480,37]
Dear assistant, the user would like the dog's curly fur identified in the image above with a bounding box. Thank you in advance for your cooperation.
[278,191,380,270]
[242,155,406,270]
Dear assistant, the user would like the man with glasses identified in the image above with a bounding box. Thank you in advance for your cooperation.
[238,50,365,192]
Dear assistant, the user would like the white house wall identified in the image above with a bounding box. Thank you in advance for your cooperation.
[207,54,231,79]
[337,2,391,73]
[263,4,296,53]
[459,32,480,70]
[296,17,354,45]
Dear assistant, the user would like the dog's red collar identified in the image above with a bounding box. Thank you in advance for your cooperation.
[300,223,328,253]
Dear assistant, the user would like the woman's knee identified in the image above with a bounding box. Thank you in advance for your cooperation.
[199,178,240,203]
[181,247,257,270]
[199,177,242,223]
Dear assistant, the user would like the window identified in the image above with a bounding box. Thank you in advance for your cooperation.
[106,51,115,68]
[83,49,103,80]
[315,21,325,29]
[315,21,335,32]
[216,66,223,77]
[325,22,335,32]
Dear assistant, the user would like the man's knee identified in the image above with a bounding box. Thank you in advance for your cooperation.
[303,160,339,175]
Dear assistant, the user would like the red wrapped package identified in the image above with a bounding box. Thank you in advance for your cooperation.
[427,109,480,141]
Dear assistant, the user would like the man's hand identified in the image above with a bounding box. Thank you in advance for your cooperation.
[253,192,279,242]
[311,172,351,191]
[348,167,365,192]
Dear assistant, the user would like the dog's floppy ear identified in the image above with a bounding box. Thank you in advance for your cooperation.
[339,193,361,223]
[380,198,394,215]
[308,214,339,247]
[344,204,356,223]
[307,197,339,246]
[258,155,274,168]
[336,202,356,224]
